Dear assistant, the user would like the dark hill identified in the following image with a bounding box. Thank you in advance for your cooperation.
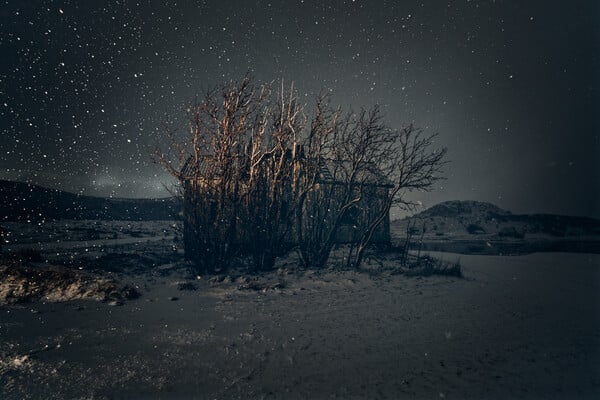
[0,180,180,221]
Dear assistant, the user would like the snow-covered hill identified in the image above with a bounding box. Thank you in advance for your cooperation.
[391,200,600,240]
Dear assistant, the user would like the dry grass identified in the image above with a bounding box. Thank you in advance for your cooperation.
[0,262,139,305]
[404,255,463,277]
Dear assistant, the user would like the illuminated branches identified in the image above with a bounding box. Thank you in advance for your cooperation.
[156,76,447,273]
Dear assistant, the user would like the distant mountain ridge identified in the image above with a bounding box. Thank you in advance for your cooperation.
[0,180,180,221]
[392,200,600,239]
[416,200,511,218]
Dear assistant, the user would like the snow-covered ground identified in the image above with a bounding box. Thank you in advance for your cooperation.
[2,219,179,246]
[1,220,599,399]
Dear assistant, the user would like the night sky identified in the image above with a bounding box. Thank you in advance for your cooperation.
[1,0,598,218]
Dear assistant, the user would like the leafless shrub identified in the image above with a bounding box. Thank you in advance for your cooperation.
[404,255,462,278]
[156,76,447,273]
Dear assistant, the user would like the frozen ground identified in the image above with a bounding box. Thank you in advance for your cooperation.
[1,220,599,399]
[2,219,178,247]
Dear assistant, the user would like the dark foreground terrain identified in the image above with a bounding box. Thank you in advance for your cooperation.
[0,220,599,399]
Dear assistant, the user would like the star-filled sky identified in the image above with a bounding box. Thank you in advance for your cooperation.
[1,0,598,218]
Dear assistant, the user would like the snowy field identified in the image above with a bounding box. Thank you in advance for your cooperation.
[2,219,179,247]
[1,220,599,399]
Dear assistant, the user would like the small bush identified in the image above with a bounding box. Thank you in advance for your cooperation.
[466,223,485,234]
[177,282,198,291]
[405,255,462,278]
[497,226,525,239]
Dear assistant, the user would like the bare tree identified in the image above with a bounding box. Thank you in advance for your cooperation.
[155,76,307,272]
[242,81,307,270]
[292,96,343,269]
[156,76,447,273]
[343,120,447,269]
[156,76,256,271]
[294,105,447,269]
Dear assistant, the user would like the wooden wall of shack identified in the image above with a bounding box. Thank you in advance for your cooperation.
[182,175,391,263]
[309,182,391,245]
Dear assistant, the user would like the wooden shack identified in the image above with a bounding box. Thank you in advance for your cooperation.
[180,148,392,263]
